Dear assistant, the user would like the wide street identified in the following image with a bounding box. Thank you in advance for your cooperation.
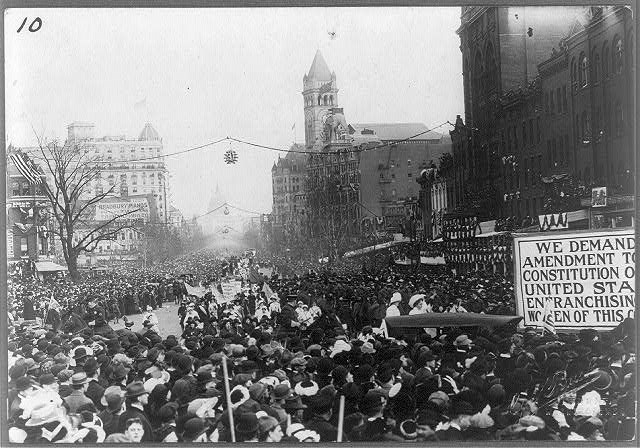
[110,301,183,339]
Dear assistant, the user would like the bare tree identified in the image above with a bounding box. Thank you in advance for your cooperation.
[35,138,141,280]
[306,173,352,261]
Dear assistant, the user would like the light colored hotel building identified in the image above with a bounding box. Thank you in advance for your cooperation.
[65,121,169,223]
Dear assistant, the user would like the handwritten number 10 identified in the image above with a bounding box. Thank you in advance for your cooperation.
[17,17,42,33]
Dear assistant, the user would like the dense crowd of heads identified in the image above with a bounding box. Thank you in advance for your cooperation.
[6,249,636,443]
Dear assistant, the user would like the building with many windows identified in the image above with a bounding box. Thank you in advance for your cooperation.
[64,122,170,223]
[450,5,633,229]
[5,148,51,264]
[271,145,307,243]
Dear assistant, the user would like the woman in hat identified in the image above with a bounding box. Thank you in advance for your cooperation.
[386,292,403,318]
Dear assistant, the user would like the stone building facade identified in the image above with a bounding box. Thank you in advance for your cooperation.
[450,5,633,227]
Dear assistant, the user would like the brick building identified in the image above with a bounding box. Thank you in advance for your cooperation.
[354,123,452,234]
[6,149,51,264]
[271,145,307,242]
[450,5,634,225]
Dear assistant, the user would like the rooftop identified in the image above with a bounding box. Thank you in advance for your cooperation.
[306,49,333,81]
[138,123,161,141]
[350,123,443,142]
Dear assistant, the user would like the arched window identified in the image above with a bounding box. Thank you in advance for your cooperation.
[593,51,600,83]
[579,52,588,86]
[581,111,590,141]
[570,57,577,88]
[613,36,623,74]
[329,95,334,105]
[474,51,484,96]
[317,96,321,106]
[486,43,497,91]
[602,43,610,78]
[131,174,138,185]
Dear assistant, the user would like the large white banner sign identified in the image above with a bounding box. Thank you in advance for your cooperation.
[513,229,635,330]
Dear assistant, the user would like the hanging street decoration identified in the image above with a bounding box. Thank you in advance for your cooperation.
[224,148,238,164]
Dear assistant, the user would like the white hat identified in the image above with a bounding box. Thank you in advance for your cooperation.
[389,292,402,305]
[329,340,352,358]
[409,294,425,308]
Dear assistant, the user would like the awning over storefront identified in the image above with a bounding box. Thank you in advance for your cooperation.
[385,312,522,328]
[34,261,68,273]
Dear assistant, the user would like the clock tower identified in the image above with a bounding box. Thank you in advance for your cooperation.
[303,50,339,149]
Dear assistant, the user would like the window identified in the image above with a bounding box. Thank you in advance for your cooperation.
[614,101,623,136]
[21,183,31,196]
[562,85,567,112]
[613,37,623,74]
[580,53,588,86]
[529,119,534,145]
[593,52,600,83]
[603,44,610,79]
[131,174,138,185]
[545,92,549,113]
[12,182,20,196]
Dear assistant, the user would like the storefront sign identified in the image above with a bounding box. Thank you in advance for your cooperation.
[513,229,635,329]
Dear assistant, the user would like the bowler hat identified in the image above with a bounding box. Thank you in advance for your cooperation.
[182,417,209,441]
[125,381,148,398]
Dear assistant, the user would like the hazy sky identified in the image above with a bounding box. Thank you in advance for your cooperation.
[5,7,464,219]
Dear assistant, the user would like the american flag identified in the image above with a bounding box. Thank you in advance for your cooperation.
[10,152,42,185]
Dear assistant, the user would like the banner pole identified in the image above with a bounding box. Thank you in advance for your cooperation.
[222,356,236,442]
[336,395,345,442]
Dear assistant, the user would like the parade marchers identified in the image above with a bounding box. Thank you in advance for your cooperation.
[6,249,636,443]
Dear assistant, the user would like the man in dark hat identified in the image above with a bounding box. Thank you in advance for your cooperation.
[117,381,153,441]
[83,357,105,407]
[304,394,343,442]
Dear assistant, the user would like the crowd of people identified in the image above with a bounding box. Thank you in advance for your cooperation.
[6,249,636,443]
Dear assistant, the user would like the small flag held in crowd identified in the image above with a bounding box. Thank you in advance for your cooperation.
[48,293,61,311]
[541,297,556,334]
[262,282,275,298]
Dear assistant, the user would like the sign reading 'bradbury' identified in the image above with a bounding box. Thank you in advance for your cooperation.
[513,229,635,330]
